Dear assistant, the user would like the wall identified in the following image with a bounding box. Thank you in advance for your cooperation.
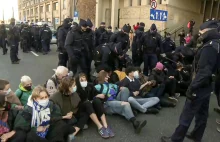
[168,0,201,13]
[119,3,203,32]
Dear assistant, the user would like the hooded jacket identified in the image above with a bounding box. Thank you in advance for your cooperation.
[15,84,33,106]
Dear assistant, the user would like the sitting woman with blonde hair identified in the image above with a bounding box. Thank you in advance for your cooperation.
[13,85,75,142]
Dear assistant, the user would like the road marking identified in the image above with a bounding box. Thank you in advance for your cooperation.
[31,51,39,57]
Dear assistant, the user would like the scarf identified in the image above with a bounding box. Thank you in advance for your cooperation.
[27,97,50,138]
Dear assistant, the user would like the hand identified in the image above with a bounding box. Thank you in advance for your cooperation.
[186,88,196,101]
[37,126,47,132]
[121,101,129,106]
[169,76,174,79]
[146,81,152,85]
[1,131,15,142]
[96,94,105,99]
[63,114,72,119]
[133,91,139,96]
[15,105,24,110]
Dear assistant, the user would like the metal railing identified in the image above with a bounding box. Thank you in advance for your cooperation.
[169,25,184,41]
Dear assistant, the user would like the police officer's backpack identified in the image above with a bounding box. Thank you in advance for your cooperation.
[93,43,109,66]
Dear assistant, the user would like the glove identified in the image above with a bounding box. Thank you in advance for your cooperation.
[186,87,196,101]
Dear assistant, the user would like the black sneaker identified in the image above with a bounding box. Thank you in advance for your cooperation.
[146,108,159,114]
[133,120,147,134]
[12,61,20,64]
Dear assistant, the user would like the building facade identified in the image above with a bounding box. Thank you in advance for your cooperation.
[18,0,96,28]
[96,0,220,32]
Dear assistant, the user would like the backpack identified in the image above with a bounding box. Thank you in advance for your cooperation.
[93,43,109,65]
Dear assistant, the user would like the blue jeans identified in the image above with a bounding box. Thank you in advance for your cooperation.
[143,54,158,76]
[128,97,160,113]
[116,87,130,102]
[104,100,134,120]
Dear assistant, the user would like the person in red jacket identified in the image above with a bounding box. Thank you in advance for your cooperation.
[133,22,140,31]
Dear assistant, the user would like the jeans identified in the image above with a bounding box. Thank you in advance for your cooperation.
[143,54,158,76]
[104,100,134,120]
[128,97,160,113]
[116,87,130,102]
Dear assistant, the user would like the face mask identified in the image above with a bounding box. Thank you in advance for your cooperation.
[80,81,88,88]
[24,86,32,91]
[72,86,77,93]
[5,88,11,96]
[134,71,139,79]
[38,99,49,107]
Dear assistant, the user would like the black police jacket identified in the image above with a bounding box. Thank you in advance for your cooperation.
[40,27,52,41]
[21,27,31,40]
[7,25,20,45]
[110,31,129,53]
[58,26,69,52]
[82,28,95,53]
[65,26,86,59]
[162,38,176,53]
[0,24,7,38]
[141,30,162,54]
[190,30,220,92]
[95,27,106,46]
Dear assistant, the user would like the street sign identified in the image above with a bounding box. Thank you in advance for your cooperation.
[74,11,79,17]
[151,0,157,9]
[150,9,168,21]
[55,18,59,24]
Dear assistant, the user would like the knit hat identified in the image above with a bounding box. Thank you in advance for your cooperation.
[86,19,93,27]
[155,62,164,70]
[140,22,145,27]
[150,23,157,31]
[122,24,129,33]
[79,19,87,27]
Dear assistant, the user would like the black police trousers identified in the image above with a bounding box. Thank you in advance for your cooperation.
[58,51,68,67]
[10,44,19,62]
[171,86,212,142]
[0,38,7,54]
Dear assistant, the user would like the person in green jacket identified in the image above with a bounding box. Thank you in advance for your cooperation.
[15,75,34,108]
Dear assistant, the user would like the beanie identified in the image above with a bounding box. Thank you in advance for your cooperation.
[155,62,164,70]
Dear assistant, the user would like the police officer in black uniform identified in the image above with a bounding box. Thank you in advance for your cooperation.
[0,21,7,55]
[161,20,220,142]
[132,22,145,67]
[99,26,113,45]
[20,23,31,53]
[65,22,86,75]
[40,24,52,55]
[162,32,176,53]
[95,22,106,46]
[7,18,20,64]
[32,24,41,52]
[140,23,162,76]
[57,18,72,67]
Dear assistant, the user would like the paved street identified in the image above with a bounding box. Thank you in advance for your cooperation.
[0,45,220,142]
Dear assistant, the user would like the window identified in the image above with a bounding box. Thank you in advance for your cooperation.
[63,0,66,9]
[35,7,38,14]
[30,9,33,15]
[46,4,50,12]
[53,2,58,10]
[27,10,29,16]
[40,6,43,12]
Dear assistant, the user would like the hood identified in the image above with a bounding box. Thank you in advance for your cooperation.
[202,29,220,43]
[138,26,144,32]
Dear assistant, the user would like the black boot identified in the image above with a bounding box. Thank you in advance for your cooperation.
[130,117,147,134]
[145,108,159,114]
[186,132,199,142]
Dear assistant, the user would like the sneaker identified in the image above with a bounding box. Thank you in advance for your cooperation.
[216,119,220,125]
[133,120,147,134]
[98,127,109,138]
[83,124,88,130]
[217,127,220,133]
[12,61,20,64]
[161,136,172,142]
[145,108,159,114]
[168,97,178,102]
[175,93,180,98]
[106,126,115,137]
[67,134,75,142]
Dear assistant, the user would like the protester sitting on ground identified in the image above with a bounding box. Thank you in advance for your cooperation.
[45,66,69,96]
[15,75,33,107]
[75,73,115,138]
[0,79,22,110]
[149,62,178,103]
[13,86,75,142]
[119,67,160,114]
[51,77,96,139]
[95,71,147,134]
[0,95,27,142]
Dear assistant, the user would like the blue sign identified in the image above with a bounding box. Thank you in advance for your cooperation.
[74,11,79,17]
[150,9,168,21]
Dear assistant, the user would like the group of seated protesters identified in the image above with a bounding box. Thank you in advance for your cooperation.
[0,61,193,141]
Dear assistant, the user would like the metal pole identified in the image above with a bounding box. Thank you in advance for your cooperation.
[216,0,220,19]
[210,0,214,18]
[202,0,207,21]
